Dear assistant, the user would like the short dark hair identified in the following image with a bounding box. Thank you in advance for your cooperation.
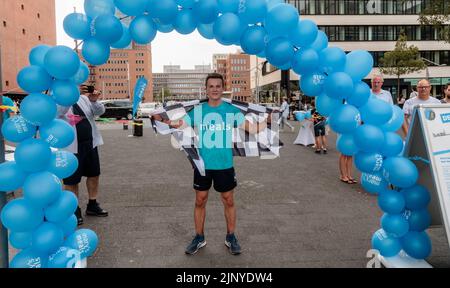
[445,83,450,90]
[205,73,224,88]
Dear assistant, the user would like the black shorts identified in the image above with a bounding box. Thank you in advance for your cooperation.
[193,168,237,193]
[314,122,326,137]
[63,147,101,185]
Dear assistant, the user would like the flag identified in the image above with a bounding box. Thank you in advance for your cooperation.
[132,77,148,118]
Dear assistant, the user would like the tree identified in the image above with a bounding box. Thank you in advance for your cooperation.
[379,33,426,101]
[417,0,450,43]
[154,87,171,103]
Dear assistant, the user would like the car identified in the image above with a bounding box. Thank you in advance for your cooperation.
[138,102,160,118]
[100,100,134,120]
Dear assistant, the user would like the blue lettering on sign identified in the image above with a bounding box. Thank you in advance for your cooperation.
[441,113,450,123]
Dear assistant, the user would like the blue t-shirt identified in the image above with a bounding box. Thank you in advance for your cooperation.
[185,101,245,170]
[2,96,15,121]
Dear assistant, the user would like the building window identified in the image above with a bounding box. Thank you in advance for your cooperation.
[5,81,9,87]
[21,4,24,10]
[22,29,26,35]
[2,21,6,27]
[38,35,41,41]
[37,13,40,19]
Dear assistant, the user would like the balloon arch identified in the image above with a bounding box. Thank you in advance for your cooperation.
[0,0,432,268]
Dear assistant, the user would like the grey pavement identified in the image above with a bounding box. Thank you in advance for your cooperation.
[72,120,450,268]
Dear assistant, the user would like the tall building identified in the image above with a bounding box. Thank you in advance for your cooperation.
[252,0,450,102]
[0,0,56,97]
[153,65,213,101]
[83,43,153,103]
[213,51,252,102]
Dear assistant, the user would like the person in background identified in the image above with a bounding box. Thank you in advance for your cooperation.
[402,79,441,135]
[280,97,294,132]
[409,87,418,99]
[58,85,108,225]
[310,101,327,154]
[339,153,356,184]
[1,95,16,120]
[398,95,406,109]
[371,75,394,105]
[441,83,450,104]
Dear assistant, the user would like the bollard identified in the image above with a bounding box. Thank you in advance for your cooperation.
[133,119,144,137]
[123,122,128,130]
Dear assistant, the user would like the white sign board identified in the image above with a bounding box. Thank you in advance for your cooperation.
[404,104,450,248]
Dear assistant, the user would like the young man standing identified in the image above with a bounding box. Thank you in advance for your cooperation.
[155,73,270,255]
[280,97,294,131]
[441,83,450,104]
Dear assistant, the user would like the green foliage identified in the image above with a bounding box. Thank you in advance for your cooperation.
[418,0,450,43]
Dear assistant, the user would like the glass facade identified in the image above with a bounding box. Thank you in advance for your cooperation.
[287,0,442,15]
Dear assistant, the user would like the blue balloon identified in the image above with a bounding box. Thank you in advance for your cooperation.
[173,9,198,35]
[15,138,52,173]
[294,112,305,122]
[58,215,78,238]
[345,50,374,80]
[315,92,342,116]
[23,171,62,209]
[400,185,431,211]
[82,38,111,66]
[292,48,319,75]
[65,229,99,258]
[84,0,115,18]
[39,119,75,149]
[319,47,346,74]
[1,198,44,232]
[354,151,384,173]
[112,24,132,48]
[29,45,51,68]
[1,116,37,143]
[45,191,78,224]
[240,25,266,55]
[266,0,283,9]
[381,213,409,238]
[217,0,239,13]
[361,172,388,195]
[51,80,81,107]
[336,134,358,156]
[381,105,404,132]
[9,231,32,250]
[354,124,385,153]
[359,97,393,126]
[347,81,370,107]
[378,190,406,214]
[401,231,432,259]
[10,248,48,268]
[256,50,266,58]
[0,162,28,192]
[20,93,57,126]
[155,22,175,33]
[290,19,318,48]
[197,23,215,40]
[194,0,219,24]
[93,14,123,44]
[380,132,404,157]
[238,0,267,24]
[404,209,431,232]
[63,13,91,40]
[307,30,328,52]
[213,13,243,46]
[70,62,90,85]
[114,0,148,16]
[44,46,80,80]
[324,72,354,100]
[265,37,294,67]
[17,66,53,93]
[129,15,157,45]
[47,150,79,180]
[329,104,360,134]
[300,72,326,97]
[383,157,418,188]
[32,222,64,254]
[372,229,402,257]
[147,0,178,25]
[177,0,197,8]
[265,3,299,37]
[48,246,81,268]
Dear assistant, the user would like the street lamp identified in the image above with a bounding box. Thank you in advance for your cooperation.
[421,57,446,80]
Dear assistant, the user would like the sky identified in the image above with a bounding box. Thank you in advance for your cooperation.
[55,0,240,73]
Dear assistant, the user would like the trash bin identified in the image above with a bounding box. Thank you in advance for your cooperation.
[133,119,143,137]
